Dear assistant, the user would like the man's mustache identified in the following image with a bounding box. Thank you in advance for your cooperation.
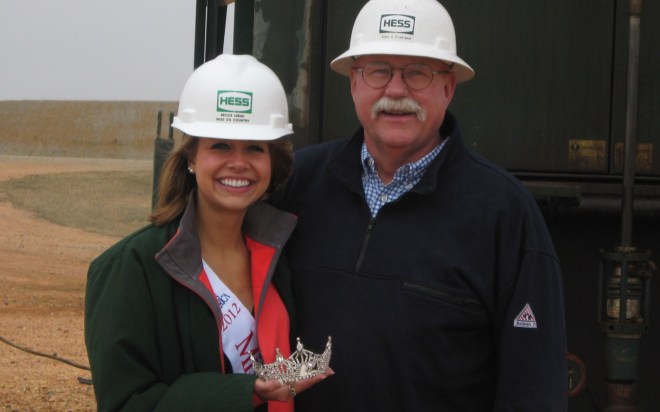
[371,97,426,121]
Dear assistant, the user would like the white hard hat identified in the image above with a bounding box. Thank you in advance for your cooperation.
[172,54,294,141]
[331,0,474,83]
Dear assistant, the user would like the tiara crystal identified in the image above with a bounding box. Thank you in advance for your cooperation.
[251,337,332,383]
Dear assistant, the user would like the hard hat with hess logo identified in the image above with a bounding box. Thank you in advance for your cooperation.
[330,0,475,83]
[172,54,294,141]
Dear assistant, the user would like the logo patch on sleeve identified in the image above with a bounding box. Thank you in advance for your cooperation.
[514,303,538,328]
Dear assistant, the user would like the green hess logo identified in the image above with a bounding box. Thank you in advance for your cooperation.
[217,90,253,113]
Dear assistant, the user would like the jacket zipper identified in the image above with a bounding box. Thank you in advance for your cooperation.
[355,217,376,272]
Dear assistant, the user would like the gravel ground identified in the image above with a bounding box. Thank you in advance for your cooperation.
[0,155,151,411]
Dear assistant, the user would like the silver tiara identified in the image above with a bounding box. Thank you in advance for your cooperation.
[251,337,332,383]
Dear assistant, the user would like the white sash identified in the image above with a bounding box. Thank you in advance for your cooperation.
[202,260,259,374]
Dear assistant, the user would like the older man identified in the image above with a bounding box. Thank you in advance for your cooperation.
[273,0,567,410]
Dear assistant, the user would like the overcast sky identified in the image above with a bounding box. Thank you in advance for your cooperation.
[0,0,196,101]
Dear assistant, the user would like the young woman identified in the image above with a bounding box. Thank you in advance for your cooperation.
[85,54,331,412]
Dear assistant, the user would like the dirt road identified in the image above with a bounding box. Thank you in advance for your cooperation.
[0,155,151,411]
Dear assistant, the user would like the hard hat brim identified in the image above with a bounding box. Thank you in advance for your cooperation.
[330,43,475,84]
[172,118,294,141]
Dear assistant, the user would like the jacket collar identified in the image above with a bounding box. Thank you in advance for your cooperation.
[414,111,467,194]
[155,191,297,283]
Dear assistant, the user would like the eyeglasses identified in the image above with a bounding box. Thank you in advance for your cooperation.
[352,62,452,90]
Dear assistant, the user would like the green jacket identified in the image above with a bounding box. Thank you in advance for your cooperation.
[85,199,297,412]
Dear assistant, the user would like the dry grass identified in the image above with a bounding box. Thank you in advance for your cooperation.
[0,171,152,237]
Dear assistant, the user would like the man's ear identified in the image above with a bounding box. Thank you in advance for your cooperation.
[443,74,457,103]
[349,69,358,99]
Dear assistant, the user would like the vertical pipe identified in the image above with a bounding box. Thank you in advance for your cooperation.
[620,0,642,247]
[603,3,646,409]
[193,0,207,69]
[206,0,220,61]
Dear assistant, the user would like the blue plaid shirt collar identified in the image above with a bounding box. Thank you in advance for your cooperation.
[360,139,447,216]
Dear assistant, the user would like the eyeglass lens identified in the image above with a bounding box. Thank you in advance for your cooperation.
[361,62,436,90]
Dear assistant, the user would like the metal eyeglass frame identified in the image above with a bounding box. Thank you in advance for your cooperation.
[351,61,453,90]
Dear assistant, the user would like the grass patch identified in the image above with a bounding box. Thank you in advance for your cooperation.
[1,171,153,237]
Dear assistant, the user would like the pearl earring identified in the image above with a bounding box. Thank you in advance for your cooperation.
[187,166,194,174]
